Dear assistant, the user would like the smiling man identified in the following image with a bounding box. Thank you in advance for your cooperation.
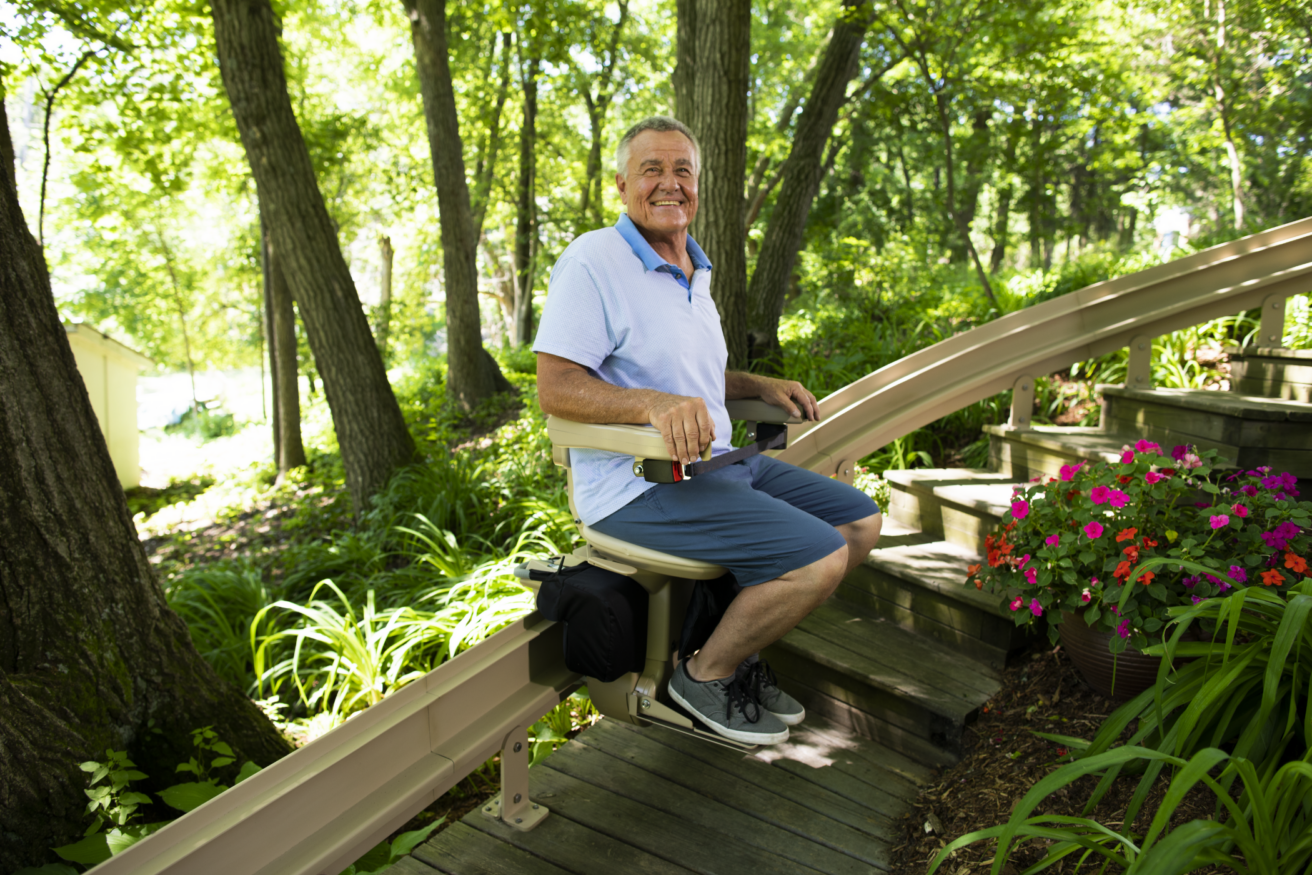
[532,116,882,746]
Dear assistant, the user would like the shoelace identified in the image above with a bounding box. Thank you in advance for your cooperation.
[722,674,762,724]
[745,660,778,705]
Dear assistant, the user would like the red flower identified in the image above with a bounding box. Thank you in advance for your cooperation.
[1118,475,1133,485]
[1287,553,1309,575]
[1161,468,1176,476]
[1139,570,1156,586]
[1142,537,1159,548]
[1116,528,1138,543]
[1114,560,1133,580]
[967,563,982,577]
[1262,569,1286,586]
[1122,545,1140,563]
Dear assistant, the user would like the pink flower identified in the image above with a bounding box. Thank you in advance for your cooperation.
[1108,489,1131,509]
[1081,589,1092,603]
[1059,462,1085,481]
[1091,577,1100,586]
[1135,440,1162,454]
[1045,533,1060,546]
[1232,503,1249,518]
[1029,599,1043,617]
[1083,521,1104,540]
[1121,450,1135,464]
[1145,471,1163,484]
[1011,499,1030,520]
[1010,597,1024,612]
[1018,553,1031,569]
[1091,485,1111,505]
[1191,595,1205,605]
[1182,453,1203,470]
[1228,565,1247,584]
[1117,619,1131,638]
[1210,515,1230,530]
[1025,567,1037,585]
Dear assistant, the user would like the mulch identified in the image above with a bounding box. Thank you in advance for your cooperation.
[890,644,1232,874]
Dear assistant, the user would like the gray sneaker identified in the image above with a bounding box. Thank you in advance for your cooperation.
[745,660,806,726]
[668,662,790,745]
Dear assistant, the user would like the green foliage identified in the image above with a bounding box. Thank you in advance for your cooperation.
[528,688,600,766]
[339,818,445,875]
[165,403,238,442]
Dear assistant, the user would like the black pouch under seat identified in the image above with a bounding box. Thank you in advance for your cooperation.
[531,560,649,682]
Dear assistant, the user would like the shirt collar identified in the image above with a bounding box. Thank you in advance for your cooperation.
[615,213,713,273]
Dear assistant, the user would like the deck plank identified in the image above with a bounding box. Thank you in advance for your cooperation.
[411,822,573,875]
[575,719,892,871]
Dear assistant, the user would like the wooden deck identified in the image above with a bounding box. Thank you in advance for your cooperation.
[388,714,934,874]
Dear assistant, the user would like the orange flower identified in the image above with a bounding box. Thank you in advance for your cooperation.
[967,563,982,577]
[1116,528,1139,543]
[1139,570,1156,586]
[1118,475,1133,485]
[1122,545,1140,563]
[975,579,984,590]
[1262,569,1286,586]
[1286,553,1308,574]
[1114,560,1133,580]
[1142,537,1159,548]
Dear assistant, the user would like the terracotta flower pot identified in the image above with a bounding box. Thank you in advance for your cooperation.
[1058,611,1165,700]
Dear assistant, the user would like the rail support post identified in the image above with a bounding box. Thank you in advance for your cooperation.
[480,725,549,831]
[1127,335,1153,389]
[1009,375,1035,431]
[1260,294,1287,347]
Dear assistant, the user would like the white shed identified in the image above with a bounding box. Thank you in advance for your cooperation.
[64,321,153,489]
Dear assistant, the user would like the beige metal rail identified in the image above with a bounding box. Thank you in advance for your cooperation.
[777,216,1312,481]
[94,615,577,875]
[94,216,1311,875]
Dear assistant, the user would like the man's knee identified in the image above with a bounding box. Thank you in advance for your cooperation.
[782,542,847,602]
[841,511,883,553]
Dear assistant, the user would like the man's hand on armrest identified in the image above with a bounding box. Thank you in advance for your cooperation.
[724,371,820,422]
[537,352,715,465]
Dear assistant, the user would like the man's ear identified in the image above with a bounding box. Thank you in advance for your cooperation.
[615,173,627,204]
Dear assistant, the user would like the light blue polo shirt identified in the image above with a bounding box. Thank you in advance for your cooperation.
[533,213,733,525]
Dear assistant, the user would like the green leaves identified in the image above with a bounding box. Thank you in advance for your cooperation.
[158,781,225,813]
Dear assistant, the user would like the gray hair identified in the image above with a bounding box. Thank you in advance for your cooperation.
[615,116,700,177]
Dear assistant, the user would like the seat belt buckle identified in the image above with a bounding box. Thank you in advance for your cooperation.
[632,459,686,484]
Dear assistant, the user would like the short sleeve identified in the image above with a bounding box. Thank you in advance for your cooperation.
[531,254,616,370]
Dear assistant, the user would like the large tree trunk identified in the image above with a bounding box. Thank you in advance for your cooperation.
[260,214,282,463]
[679,0,751,368]
[270,245,306,474]
[746,0,869,369]
[376,234,394,359]
[0,94,291,874]
[950,108,991,263]
[513,49,539,347]
[211,0,412,513]
[401,0,512,408]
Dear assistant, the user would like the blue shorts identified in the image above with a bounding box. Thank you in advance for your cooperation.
[590,455,880,587]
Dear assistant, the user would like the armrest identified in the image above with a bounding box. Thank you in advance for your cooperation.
[724,398,803,424]
[545,416,710,461]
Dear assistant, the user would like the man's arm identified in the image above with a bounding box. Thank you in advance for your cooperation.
[537,352,716,465]
[724,371,821,422]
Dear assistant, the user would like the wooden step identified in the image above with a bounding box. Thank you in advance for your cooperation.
[985,423,1139,481]
[763,594,1001,764]
[883,467,1023,553]
[1226,345,1312,403]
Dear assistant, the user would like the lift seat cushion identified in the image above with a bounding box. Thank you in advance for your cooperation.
[532,561,649,682]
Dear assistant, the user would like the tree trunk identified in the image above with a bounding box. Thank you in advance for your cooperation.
[400,0,512,408]
[930,90,995,300]
[950,108,991,263]
[376,234,394,359]
[513,50,539,347]
[260,214,282,463]
[0,94,291,874]
[745,0,869,369]
[470,31,512,238]
[988,118,1019,273]
[680,0,751,369]
[673,0,697,122]
[271,247,306,474]
[211,0,413,514]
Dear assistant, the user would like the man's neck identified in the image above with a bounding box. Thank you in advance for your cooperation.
[636,224,694,277]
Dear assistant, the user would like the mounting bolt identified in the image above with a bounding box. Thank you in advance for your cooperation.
[515,817,523,824]
[1138,342,1146,350]
[533,804,540,810]
[1022,383,1031,391]
[641,698,651,709]
[513,793,522,804]
[513,742,522,753]
[844,468,851,476]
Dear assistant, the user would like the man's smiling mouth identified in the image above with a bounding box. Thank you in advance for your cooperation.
[652,200,683,206]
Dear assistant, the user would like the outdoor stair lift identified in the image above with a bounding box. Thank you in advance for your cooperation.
[516,399,802,753]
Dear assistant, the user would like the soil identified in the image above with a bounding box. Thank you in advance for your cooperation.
[890,645,1230,874]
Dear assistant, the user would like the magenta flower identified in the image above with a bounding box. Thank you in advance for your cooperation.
[1080,588,1092,603]
[1210,515,1230,530]
[1120,450,1135,464]
[1171,445,1189,461]
[1083,521,1104,539]
[1091,485,1111,505]
[1191,595,1205,605]
[1117,618,1131,638]
[1045,533,1060,546]
[1108,489,1131,509]
[1018,553,1031,569]
[1029,599,1043,617]
[1229,565,1248,584]
[1010,597,1024,612]
[1135,440,1162,455]
[1145,471,1163,484]
[1059,462,1085,481]
[1025,567,1037,585]
[1011,499,1030,520]
[1232,503,1249,518]
[1241,484,1259,498]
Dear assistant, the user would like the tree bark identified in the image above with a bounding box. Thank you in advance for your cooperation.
[513,48,539,347]
[376,234,394,359]
[211,0,413,513]
[270,243,306,474]
[400,0,512,408]
[951,108,991,263]
[0,93,291,873]
[576,2,629,232]
[679,0,751,368]
[470,31,512,238]
[988,117,1020,273]
[260,214,282,464]
[746,0,869,368]
[673,0,697,123]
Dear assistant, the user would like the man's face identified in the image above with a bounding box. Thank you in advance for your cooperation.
[616,130,699,239]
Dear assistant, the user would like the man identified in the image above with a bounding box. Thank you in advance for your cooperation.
[533,116,882,745]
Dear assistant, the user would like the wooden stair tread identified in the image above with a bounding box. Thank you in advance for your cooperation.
[862,540,996,612]
[1103,384,1312,420]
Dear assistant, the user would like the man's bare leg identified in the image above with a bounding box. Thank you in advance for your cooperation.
[685,511,883,683]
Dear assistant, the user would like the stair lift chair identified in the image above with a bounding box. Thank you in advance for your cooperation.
[520,399,802,751]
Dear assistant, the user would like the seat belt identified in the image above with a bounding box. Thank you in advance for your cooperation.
[633,422,789,484]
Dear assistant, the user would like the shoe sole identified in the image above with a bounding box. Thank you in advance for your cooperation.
[770,707,806,726]
[668,683,790,746]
